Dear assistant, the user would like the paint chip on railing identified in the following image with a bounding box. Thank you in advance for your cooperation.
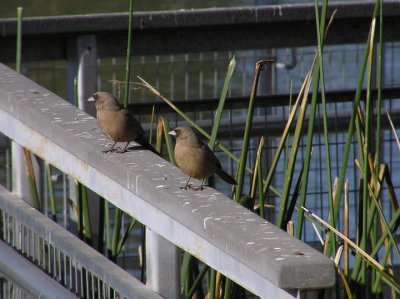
[203,216,213,229]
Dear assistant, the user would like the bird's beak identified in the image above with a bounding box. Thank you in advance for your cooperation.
[88,96,95,102]
[168,130,176,136]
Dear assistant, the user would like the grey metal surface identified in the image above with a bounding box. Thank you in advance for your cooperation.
[146,228,181,299]
[0,185,162,299]
[0,63,335,295]
[0,1,399,61]
[0,240,78,299]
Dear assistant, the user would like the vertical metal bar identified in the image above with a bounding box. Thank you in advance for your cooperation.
[199,52,203,100]
[62,252,66,286]
[11,216,15,247]
[184,54,189,99]
[170,54,175,100]
[76,262,80,295]
[91,273,95,299]
[68,255,72,289]
[63,173,68,229]
[86,270,90,299]
[145,227,180,299]
[213,52,218,98]
[97,276,101,299]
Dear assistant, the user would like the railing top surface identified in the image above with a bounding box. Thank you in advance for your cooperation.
[0,1,399,60]
[0,186,161,299]
[1,1,398,34]
[0,63,335,294]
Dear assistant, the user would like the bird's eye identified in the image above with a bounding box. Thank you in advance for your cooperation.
[93,94,98,100]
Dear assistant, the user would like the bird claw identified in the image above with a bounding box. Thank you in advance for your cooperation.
[102,147,126,153]
[115,148,128,153]
[180,184,205,191]
[192,186,205,191]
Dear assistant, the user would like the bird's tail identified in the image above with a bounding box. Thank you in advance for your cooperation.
[216,169,237,185]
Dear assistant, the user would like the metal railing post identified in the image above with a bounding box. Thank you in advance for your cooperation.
[146,227,180,298]
[67,34,100,246]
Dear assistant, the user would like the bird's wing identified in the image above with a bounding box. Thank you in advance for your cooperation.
[121,109,146,136]
[200,142,222,169]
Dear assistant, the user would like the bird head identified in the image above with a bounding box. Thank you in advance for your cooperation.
[88,92,121,111]
[169,127,201,147]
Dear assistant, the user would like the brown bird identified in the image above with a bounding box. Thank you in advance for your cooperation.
[88,91,157,154]
[169,126,237,190]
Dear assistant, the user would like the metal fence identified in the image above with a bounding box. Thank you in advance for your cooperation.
[0,2,399,296]
[0,185,160,299]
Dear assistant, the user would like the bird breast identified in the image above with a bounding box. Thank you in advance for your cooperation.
[175,146,216,180]
[97,110,136,142]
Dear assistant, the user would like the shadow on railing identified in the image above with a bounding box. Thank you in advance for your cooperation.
[0,63,335,298]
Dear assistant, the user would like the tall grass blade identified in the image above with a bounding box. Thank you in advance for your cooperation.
[209,56,236,150]
[105,199,111,257]
[235,60,273,202]
[327,0,381,258]
[181,253,192,294]
[315,0,336,256]
[111,208,122,261]
[186,265,209,299]
[149,104,156,144]
[161,116,176,164]
[22,150,41,210]
[208,268,216,299]
[262,68,313,203]
[250,137,264,211]
[375,0,383,180]
[155,116,164,153]
[45,162,57,221]
[80,183,92,244]
[16,7,22,73]
[116,217,136,256]
[386,111,400,151]
[295,69,318,238]
[277,67,312,229]
[123,0,134,108]
[302,206,386,271]
[344,180,349,277]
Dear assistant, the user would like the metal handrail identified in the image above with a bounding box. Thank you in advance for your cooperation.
[0,185,160,299]
[0,1,399,61]
[0,61,335,298]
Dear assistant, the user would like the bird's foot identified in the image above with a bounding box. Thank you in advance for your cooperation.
[192,185,205,191]
[102,147,119,153]
[115,147,128,153]
[180,184,205,191]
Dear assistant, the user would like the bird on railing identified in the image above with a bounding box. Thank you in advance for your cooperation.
[88,91,157,154]
[169,126,237,190]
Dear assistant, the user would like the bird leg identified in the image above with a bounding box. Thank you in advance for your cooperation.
[102,141,117,153]
[192,179,206,191]
[181,178,206,191]
[181,177,193,190]
[116,142,130,153]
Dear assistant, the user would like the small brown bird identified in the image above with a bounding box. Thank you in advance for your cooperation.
[88,91,157,154]
[169,126,237,190]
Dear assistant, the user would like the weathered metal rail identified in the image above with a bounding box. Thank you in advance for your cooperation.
[0,185,161,299]
[0,1,399,61]
[0,62,335,298]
